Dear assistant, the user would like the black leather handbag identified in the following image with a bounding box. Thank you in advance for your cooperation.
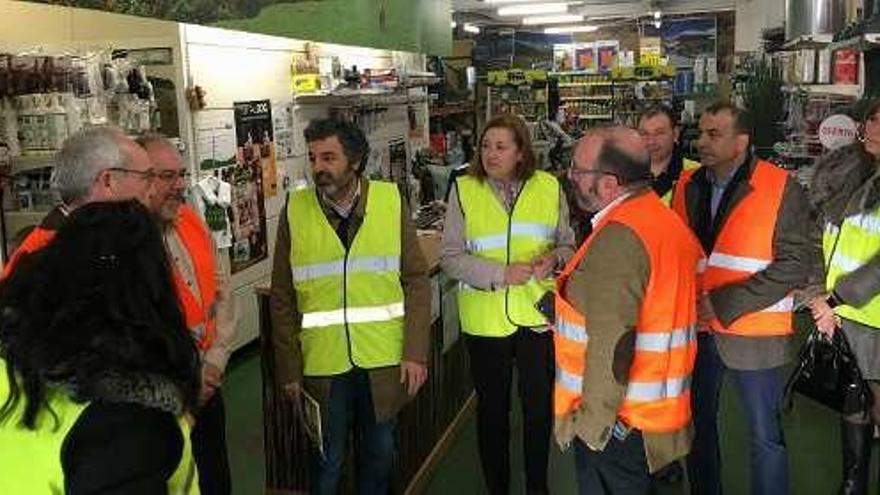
[785,329,872,415]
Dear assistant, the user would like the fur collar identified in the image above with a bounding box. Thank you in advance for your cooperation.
[810,143,880,223]
[68,371,185,416]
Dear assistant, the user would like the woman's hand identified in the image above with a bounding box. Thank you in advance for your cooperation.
[531,253,557,280]
[504,263,534,286]
[809,296,839,337]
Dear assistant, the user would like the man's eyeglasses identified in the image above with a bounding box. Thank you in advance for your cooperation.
[153,169,191,182]
[106,167,155,180]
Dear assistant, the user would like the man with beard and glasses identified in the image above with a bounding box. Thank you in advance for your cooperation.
[554,126,703,494]
[270,118,431,495]
[138,134,237,495]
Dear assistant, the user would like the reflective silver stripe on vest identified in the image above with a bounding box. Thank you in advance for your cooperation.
[292,256,400,282]
[556,319,588,343]
[697,258,708,274]
[831,252,864,274]
[556,367,583,393]
[847,213,880,234]
[707,252,769,273]
[760,296,794,313]
[825,223,840,237]
[301,302,405,328]
[625,376,691,402]
[634,326,696,353]
[466,222,555,253]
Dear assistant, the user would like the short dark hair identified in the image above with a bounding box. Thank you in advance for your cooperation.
[303,119,370,173]
[0,200,201,429]
[639,105,678,128]
[703,101,752,138]
[471,114,537,182]
[595,137,652,187]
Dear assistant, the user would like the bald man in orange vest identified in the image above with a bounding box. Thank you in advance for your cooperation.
[554,126,703,493]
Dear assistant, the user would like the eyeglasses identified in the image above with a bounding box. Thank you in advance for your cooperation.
[153,169,191,181]
[106,167,155,180]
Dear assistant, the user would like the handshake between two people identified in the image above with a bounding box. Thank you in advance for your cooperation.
[504,253,557,286]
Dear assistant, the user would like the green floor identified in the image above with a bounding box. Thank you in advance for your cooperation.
[223,342,868,494]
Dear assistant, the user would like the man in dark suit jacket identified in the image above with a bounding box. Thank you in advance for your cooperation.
[671,103,812,495]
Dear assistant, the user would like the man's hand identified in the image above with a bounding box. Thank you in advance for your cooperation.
[504,263,534,286]
[199,362,224,405]
[531,253,556,280]
[698,293,716,329]
[400,360,428,396]
[809,296,839,337]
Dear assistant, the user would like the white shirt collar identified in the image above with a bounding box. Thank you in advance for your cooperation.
[591,192,632,228]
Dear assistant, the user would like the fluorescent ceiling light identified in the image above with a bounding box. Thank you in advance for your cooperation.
[544,24,599,34]
[451,21,457,28]
[463,23,481,34]
[497,3,569,16]
[522,14,583,25]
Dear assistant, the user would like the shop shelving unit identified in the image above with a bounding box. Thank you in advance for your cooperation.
[551,70,675,130]
[485,70,549,123]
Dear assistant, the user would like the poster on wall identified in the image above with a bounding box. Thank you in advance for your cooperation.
[574,43,596,72]
[661,17,717,69]
[226,99,271,274]
[597,41,619,73]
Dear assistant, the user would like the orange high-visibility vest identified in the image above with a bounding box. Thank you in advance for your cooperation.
[172,205,218,351]
[554,191,702,433]
[672,161,793,336]
[1,227,56,278]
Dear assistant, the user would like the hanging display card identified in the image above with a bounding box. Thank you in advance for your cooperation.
[226,99,271,274]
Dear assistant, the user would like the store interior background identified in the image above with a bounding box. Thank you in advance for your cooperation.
[0,0,870,493]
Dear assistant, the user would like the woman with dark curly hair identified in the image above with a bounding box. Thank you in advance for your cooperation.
[0,200,202,494]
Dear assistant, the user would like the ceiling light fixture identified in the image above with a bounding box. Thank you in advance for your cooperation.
[653,10,662,19]
[463,23,481,34]
[451,21,457,28]
[497,3,569,16]
[544,24,599,34]
[522,14,583,25]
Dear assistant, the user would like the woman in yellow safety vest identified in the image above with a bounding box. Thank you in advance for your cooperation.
[0,200,202,495]
[440,114,575,494]
[809,99,880,495]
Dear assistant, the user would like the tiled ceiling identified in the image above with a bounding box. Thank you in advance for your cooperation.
[450,0,734,27]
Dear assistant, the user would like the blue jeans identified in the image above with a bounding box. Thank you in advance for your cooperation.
[686,333,789,495]
[310,369,396,495]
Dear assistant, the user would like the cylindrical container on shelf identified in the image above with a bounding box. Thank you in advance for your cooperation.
[786,0,846,41]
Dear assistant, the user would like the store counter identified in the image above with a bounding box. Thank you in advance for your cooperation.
[255,231,473,494]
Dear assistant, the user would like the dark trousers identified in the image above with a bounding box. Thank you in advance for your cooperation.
[311,369,396,495]
[466,328,554,495]
[191,388,232,495]
[686,333,789,495]
[574,432,650,495]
